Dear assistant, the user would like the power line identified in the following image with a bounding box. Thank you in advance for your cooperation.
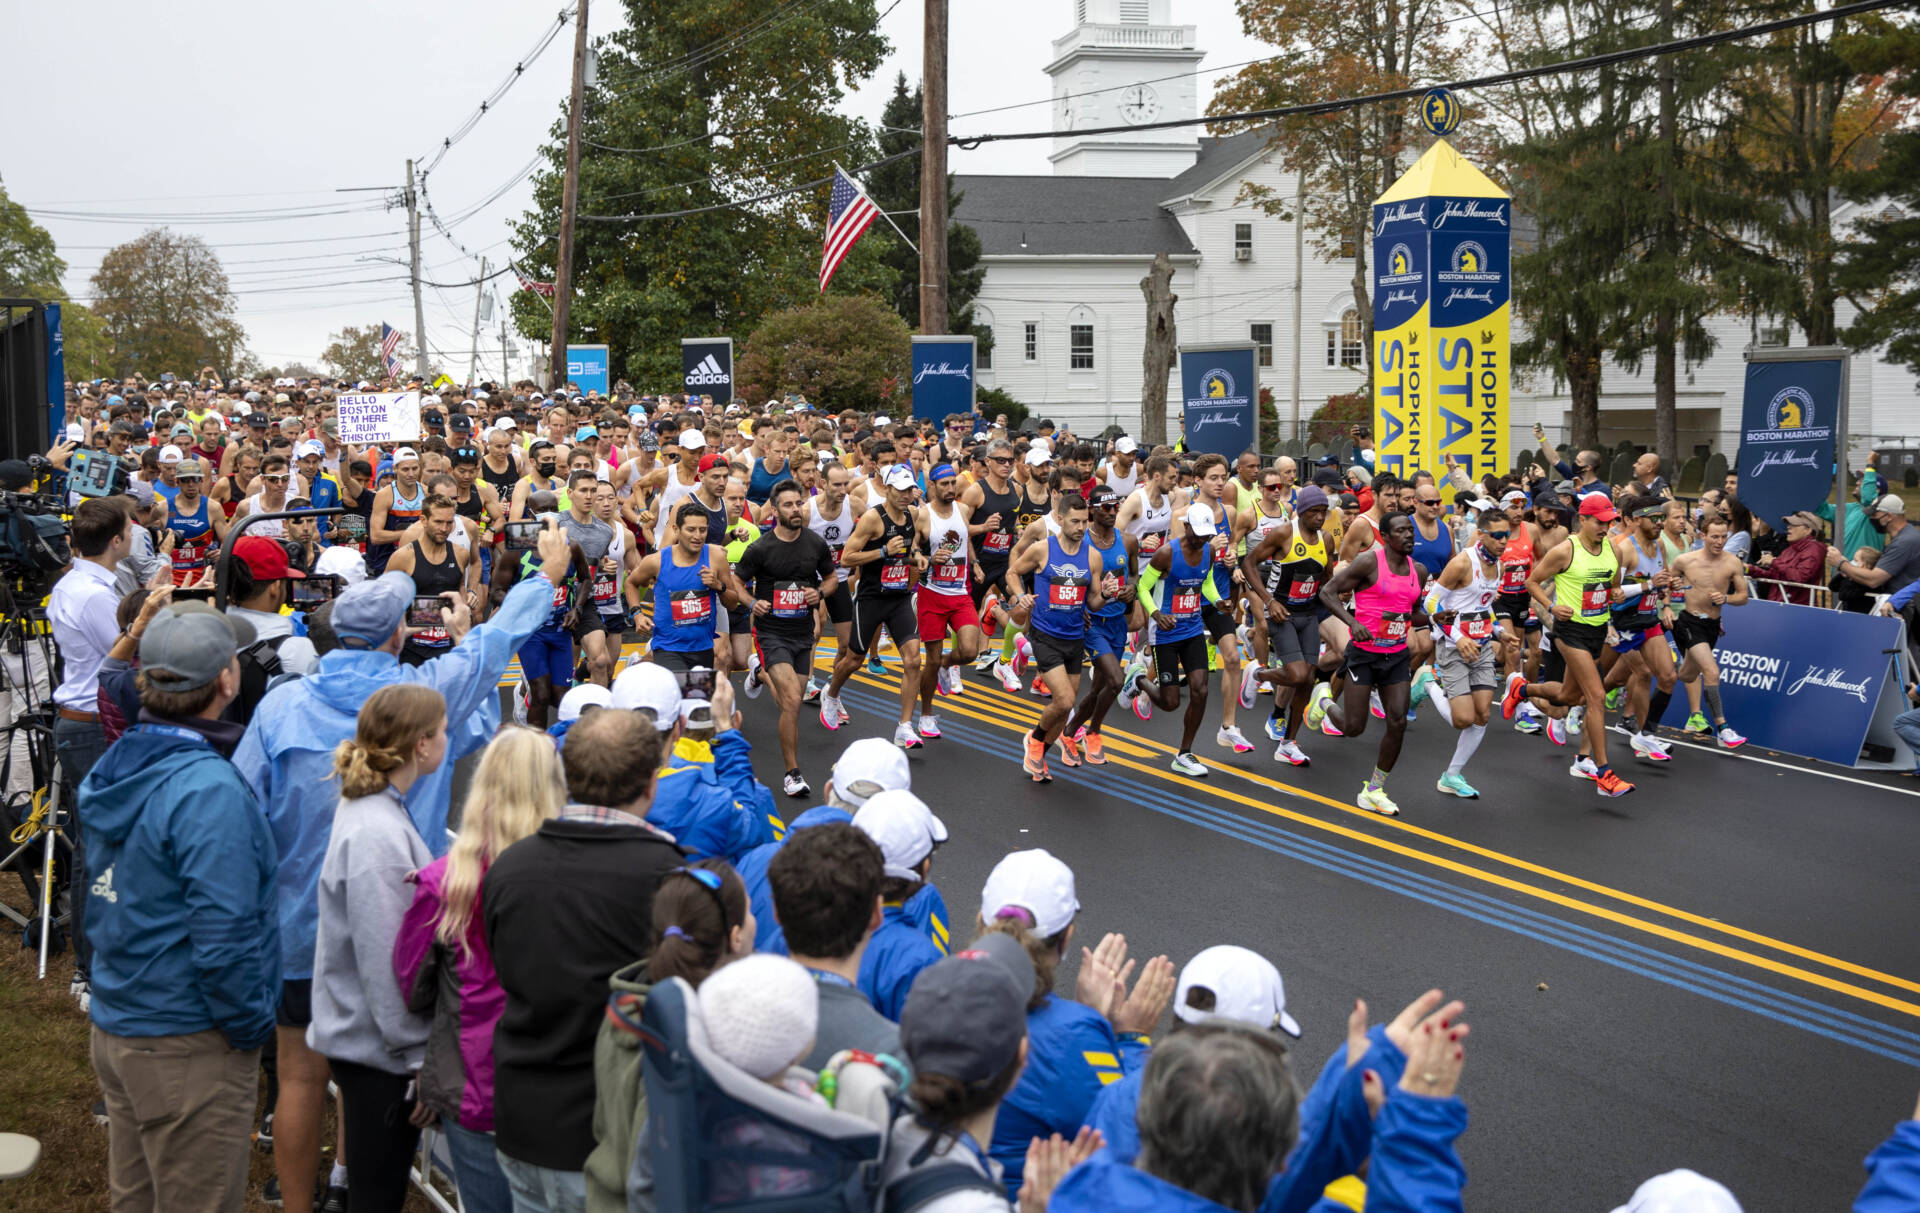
[417,7,577,177]
[24,201,389,225]
[576,145,920,222]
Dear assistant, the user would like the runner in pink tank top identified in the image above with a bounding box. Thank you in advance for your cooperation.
[1305,512,1430,817]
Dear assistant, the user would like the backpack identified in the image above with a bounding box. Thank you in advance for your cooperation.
[224,634,295,723]
[880,1162,1007,1213]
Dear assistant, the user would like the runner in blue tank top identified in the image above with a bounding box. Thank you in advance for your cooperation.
[624,500,736,673]
[1007,494,1107,783]
[1119,503,1227,778]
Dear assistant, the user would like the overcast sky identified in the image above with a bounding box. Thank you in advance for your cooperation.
[8,0,1267,380]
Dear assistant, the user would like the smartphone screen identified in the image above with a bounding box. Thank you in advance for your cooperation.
[292,577,336,606]
[675,666,714,701]
[407,596,445,627]
[505,520,541,551]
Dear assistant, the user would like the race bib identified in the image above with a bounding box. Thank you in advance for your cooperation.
[1499,560,1529,593]
[1048,576,1088,609]
[928,560,966,591]
[1379,610,1410,641]
[1287,576,1319,602]
[170,540,207,571]
[550,581,571,610]
[1170,589,1200,617]
[1459,610,1495,640]
[771,581,810,619]
[1581,580,1610,613]
[828,545,846,568]
[592,571,618,606]
[669,589,711,625]
[414,625,449,645]
[880,562,911,591]
[983,531,1012,554]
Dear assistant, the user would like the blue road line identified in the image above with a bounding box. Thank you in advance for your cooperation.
[835,684,1920,1068]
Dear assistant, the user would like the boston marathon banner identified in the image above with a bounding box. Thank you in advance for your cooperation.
[909,335,976,422]
[1736,348,1845,527]
[681,337,735,405]
[1370,138,1511,483]
[1178,343,1259,460]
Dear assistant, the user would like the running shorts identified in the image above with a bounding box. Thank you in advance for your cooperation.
[1553,618,1608,661]
[754,629,813,674]
[850,593,918,656]
[1670,611,1723,653]
[1435,642,1498,699]
[1154,633,1210,685]
[1343,645,1413,686]
[1270,610,1321,666]
[916,590,980,648]
[1200,602,1236,644]
[1085,613,1129,662]
[1028,627,1085,675]
[518,628,574,686]
[651,647,716,673]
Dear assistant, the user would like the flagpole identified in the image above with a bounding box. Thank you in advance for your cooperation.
[839,163,917,253]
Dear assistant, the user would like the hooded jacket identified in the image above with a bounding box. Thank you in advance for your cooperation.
[1047,1156,1238,1213]
[1858,1121,1920,1212]
[991,994,1150,1196]
[234,571,555,979]
[394,855,503,1131]
[736,805,850,954]
[645,731,779,862]
[857,904,945,1022]
[79,714,279,1050]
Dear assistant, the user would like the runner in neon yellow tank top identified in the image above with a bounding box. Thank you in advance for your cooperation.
[1502,494,1635,797]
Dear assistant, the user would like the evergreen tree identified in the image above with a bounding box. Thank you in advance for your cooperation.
[1838,25,1920,375]
[508,0,894,388]
[867,73,987,346]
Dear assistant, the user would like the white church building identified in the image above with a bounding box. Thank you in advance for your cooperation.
[956,0,1920,462]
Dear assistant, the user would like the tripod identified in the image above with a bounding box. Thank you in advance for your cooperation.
[0,595,71,980]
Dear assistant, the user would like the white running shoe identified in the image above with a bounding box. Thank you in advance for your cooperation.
[819,695,844,731]
[1273,739,1310,767]
[918,714,942,739]
[1567,704,1586,736]
[994,659,1021,693]
[1717,725,1748,749]
[802,677,823,704]
[743,653,764,699]
[1238,663,1261,710]
[1217,725,1254,754]
[1630,733,1672,762]
[894,722,924,750]
[1369,689,1386,719]
[973,649,998,671]
[782,771,811,799]
[1170,751,1208,777]
[943,666,964,696]
[1569,755,1600,781]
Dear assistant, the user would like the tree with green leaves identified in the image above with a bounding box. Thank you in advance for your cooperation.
[88,229,245,378]
[1,177,113,378]
[1838,26,1920,376]
[735,294,909,412]
[867,72,986,346]
[508,0,893,389]
[320,324,413,382]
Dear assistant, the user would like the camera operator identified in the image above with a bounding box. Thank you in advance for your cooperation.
[48,498,136,988]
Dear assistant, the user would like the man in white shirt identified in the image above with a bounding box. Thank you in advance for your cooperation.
[48,497,133,983]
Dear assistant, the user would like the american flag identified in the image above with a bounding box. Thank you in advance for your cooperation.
[820,167,880,293]
[379,323,404,379]
[516,272,556,298]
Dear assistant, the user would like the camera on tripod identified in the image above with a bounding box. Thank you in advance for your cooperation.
[0,455,72,585]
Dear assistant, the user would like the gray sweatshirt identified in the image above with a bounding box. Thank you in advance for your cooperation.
[307,788,434,1073]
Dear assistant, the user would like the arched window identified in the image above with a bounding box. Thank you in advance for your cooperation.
[1325,307,1363,368]
[1067,305,1096,371]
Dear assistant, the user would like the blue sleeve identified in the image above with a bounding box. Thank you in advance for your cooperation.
[1263,1027,1405,1213]
[232,720,272,804]
[1117,1030,1152,1075]
[1890,579,1920,612]
[1363,1093,1468,1213]
[708,731,779,854]
[174,775,281,1050]
[1083,1069,1143,1163]
[1554,458,1574,479]
[1060,1013,1132,1125]
[421,574,554,733]
[1858,1120,1920,1212]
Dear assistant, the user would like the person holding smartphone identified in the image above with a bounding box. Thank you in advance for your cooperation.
[387,494,472,668]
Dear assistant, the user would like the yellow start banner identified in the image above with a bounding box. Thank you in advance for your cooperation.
[1370,140,1510,486]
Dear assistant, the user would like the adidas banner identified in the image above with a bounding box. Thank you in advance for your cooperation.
[681,337,734,404]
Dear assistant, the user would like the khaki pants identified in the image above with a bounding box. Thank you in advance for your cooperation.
[90,1025,260,1213]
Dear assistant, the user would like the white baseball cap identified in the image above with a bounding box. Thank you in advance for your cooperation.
[64,422,85,441]
[557,682,612,723]
[679,430,707,451]
[873,415,893,427]
[1023,447,1053,468]
[853,789,949,881]
[830,737,912,808]
[1114,436,1138,455]
[610,660,681,729]
[157,444,184,464]
[980,849,1079,938]
[882,464,916,492]
[1173,945,1301,1037]
[393,447,420,464]
[314,545,369,587]
[1608,1170,1743,1213]
[1183,502,1218,537]
[296,439,325,459]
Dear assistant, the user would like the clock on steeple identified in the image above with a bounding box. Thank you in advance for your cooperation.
[1044,0,1203,176]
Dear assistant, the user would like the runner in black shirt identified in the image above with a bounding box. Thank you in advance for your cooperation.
[820,463,928,751]
[734,479,839,797]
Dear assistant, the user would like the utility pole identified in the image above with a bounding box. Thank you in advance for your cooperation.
[468,258,489,386]
[405,159,428,381]
[1290,170,1303,450]
[550,0,590,390]
[501,318,512,385]
[918,0,949,335]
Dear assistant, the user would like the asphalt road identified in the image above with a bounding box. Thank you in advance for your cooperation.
[705,646,1920,1211]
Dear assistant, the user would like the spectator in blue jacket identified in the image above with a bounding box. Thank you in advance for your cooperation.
[545,682,610,744]
[609,662,775,861]
[81,603,279,1213]
[851,789,948,1020]
[234,518,573,1213]
[978,849,1175,1197]
[1857,1089,1920,1212]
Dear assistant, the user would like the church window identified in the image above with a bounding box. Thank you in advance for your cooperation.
[1024,322,1038,362]
[1326,309,1363,368]
[1251,323,1273,368]
[1070,325,1095,370]
[1234,223,1253,258]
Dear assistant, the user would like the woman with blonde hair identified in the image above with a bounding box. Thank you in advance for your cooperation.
[394,726,566,1213]
[309,683,449,1213]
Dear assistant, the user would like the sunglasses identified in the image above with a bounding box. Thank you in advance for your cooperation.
[263,474,289,483]
[988,455,1013,465]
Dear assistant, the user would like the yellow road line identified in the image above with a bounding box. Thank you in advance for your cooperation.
[822,651,1920,1013]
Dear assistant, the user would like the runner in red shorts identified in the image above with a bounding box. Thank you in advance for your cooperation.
[914,462,983,739]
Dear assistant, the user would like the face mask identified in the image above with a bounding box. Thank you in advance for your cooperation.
[537,461,556,477]
[1871,516,1888,534]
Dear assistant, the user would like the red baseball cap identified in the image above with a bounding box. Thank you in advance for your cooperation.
[697,452,728,474]
[231,535,305,580]
[1577,494,1618,522]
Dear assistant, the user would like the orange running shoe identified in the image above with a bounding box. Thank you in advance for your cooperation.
[1031,675,1051,698]
[1082,733,1107,765]
[1056,734,1082,768]
[1023,734,1051,781]
[1595,768,1636,798]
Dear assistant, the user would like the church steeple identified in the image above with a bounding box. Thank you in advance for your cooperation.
[1046,0,1205,178]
